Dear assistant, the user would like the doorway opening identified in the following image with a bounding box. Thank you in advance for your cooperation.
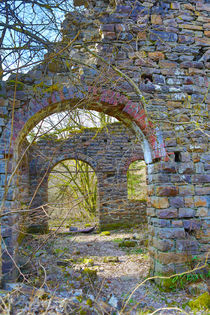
[48,159,98,230]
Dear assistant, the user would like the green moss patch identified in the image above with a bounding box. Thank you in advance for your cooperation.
[100,231,110,236]
[103,256,119,263]
[119,240,136,248]
[189,292,210,310]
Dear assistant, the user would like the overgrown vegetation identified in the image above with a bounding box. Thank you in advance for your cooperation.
[127,160,147,201]
[48,159,98,225]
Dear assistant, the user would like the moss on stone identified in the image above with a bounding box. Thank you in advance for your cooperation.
[82,268,97,282]
[119,240,136,248]
[103,256,119,263]
[189,292,210,310]
[86,298,93,307]
[27,224,49,234]
[17,230,26,245]
[100,231,110,236]
[83,258,94,265]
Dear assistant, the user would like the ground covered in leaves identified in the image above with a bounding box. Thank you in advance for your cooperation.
[0,227,209,314]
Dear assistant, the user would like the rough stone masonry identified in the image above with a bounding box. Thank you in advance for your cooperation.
[0,0,209,282]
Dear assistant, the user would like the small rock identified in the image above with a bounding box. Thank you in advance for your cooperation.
[132,233,141,240]
[108,295,121,310]
[188,281,208,296]
[103,256,119,263]
[69,226,78,231]
[57,259,72,267]
[73,289,83,297]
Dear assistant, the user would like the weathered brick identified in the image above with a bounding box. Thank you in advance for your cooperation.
[179,185,195,196]
[100,24,115,32]
[176,240,198,253]
[179,163,194,174]
[179,208,195,218]
[147,208,156,217]
[153,238,174,251]
[157,208,178,219]
[196,3,210,11]
[157,252,188,264]
[171,220,183,228]
[195,162,204,173]
[151,197,169,209]
[184,197,194,207]
[183,4,195,11]
[149,31,178,42]
[197,208,209,217]
[203,23,210,30]
[151,15,162,25]
[170,2,180,10]
[195,186,210,195]
[159,60,178,68]
[183,220,202,231]
[180,61,204,69]
[204,30,210,37]
[158,227,185,239]
[154,261,175,274]
[194,196,209,207]
[148,52,165,61]
[169,197,184,208]
[156,186,178,197]
[115,24,125,32]
[137,31,146,40]
[179,24,203,31]
[193,175,210,184]
[161,163,177,173]
[102,32,116,39]
[178,35,194,44]
[151,218,170,228]
[195,37,210,46]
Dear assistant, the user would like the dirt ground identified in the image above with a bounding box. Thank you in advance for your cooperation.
[1,227,209,314]
[0,229,208,315]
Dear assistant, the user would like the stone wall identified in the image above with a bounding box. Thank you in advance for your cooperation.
[0,0,209,281]
[28,122,146,231]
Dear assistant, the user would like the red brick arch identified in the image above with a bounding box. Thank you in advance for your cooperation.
[10,85,167,162]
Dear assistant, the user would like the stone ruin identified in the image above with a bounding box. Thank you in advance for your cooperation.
[0,0,209,282]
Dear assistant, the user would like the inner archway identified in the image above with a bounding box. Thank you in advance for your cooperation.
[26,112,146,233]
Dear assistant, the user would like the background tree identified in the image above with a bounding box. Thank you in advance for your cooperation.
[0,0,78,77]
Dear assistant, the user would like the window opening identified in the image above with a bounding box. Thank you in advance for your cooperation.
[127,160,147,201]
[174,151,181,162]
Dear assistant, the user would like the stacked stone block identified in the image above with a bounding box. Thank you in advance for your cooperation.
[0,0,209,280]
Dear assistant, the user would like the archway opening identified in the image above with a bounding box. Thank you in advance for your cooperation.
[3,89,153,283]
[48,159,99,230]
